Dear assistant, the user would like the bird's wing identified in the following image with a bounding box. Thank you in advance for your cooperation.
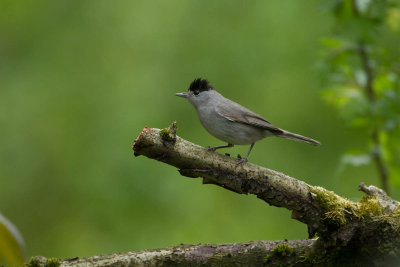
[216,98,283,134]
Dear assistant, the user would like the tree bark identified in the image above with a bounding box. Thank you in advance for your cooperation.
[133,122,333,237]
[28,240,313,267]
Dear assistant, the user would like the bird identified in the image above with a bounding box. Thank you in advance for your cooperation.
[175,78,320,165]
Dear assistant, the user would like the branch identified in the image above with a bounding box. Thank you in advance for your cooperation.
[133,122,331,237]
[358,182,397,211]
[358,43,390,194]
[29,240,314,267]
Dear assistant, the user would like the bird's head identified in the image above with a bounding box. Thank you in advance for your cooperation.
[175,78,214,107]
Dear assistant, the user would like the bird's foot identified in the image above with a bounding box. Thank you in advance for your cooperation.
[207,146,217,152]
[235,157,248,167]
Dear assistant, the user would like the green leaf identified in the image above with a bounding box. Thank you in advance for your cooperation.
[333,0,355,20]
[374,72,397,95]
[322,86,370,126]
[0,213,25,266]
[390,166,400,187]
[320,37,343,49]
[371,90,400,130]
[386,7,400,31]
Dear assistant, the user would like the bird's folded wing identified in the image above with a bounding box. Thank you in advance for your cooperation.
[216,100,283,134]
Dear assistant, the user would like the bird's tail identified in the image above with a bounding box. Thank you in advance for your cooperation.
[278,130,320,146]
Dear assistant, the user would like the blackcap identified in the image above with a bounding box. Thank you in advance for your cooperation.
[176,78,320,165]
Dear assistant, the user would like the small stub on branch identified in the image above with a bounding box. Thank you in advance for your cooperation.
[159,121,177,143]
[358,182,399,212]
[358,182,390,201]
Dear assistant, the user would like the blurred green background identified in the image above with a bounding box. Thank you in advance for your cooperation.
[0,0,396,260]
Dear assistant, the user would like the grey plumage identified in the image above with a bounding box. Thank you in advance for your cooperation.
[176,78,320,165]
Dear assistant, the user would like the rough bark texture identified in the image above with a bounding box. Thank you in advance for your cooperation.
[27,240,314,267]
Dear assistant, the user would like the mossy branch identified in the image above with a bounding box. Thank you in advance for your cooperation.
[27,240,314,267]
[133,122,331,237]
[133,122,392,237]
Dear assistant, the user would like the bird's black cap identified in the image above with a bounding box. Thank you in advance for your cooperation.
[188,78,214,92]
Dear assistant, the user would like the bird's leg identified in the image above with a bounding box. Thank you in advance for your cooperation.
[207,143,234,152]
[236,143,255,166]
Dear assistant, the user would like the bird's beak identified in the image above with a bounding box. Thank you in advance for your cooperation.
[175,92,188,98]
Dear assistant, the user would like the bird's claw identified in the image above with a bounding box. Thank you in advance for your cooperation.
[207,146,217,152]
[235,158,248,167]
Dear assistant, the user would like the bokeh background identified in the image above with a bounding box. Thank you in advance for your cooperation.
[0,0,395,259]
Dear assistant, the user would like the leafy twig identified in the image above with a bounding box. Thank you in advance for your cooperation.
[352,0,390,194]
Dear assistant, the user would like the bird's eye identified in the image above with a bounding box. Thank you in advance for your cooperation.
[194,91,199,96]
